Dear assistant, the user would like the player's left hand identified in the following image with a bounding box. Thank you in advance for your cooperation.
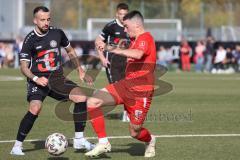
[79,72,94,86]
[111,48,122,55]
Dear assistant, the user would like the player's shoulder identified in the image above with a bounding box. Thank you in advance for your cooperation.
[139,32,154,41]
[23,30,36,45]
[105,19,117,27]
[49,26,63,32]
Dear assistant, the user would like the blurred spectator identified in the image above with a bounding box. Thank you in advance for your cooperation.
[233,45,240,72]
[169,45,180,71]
[180,40,191,71]
[0,43,6,68]
[74,45,85,65]
[194,40,205,72]
[157,45,168,67]
[13,36,23,68]
[224,47,235,73]
[86,49,100,69]
[204,36,215,73]
[212,45,226,73]
[74,45,83,57]
[4,44,14,67]
[165,47,174,69]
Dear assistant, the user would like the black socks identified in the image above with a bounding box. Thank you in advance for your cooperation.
[16,111,38,142]
[73,102,87,132]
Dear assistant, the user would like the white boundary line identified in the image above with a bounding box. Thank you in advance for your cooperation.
[1,134,240,144]
[0,76,24,81]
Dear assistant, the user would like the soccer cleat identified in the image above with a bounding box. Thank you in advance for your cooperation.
[73,138,95,151]
[144,135,156,158]
[10,146,25,156]
[85,142,111,157]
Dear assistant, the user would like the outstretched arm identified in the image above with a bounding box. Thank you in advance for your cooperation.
[65,45,93,85]
[95,36,110,67]
[111,48,144,60]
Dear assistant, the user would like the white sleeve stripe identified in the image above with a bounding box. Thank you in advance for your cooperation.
[99,35,105,40]
[63,42,71,48]
[20,59,30,61]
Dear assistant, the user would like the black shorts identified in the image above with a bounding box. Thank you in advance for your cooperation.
[104,52,126,83]
[27,75,77,102]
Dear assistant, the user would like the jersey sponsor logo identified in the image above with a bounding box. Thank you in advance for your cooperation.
[20,53,28,58]
[36,46,42,50]
[50,40,57,48]
[36,48,60,72]
[113,38,120,44]
[31,86,38,93]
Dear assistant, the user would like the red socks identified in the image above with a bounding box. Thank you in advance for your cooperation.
[136,127,152,143]
[88,107,107,138]
[88,107,151,143]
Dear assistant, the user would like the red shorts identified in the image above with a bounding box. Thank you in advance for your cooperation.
[106,80,153,125]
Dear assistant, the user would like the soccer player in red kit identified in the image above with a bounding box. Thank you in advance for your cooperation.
[180,40,191,71]
[85,10,156,158]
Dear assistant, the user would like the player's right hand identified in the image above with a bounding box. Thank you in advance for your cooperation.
[35,77,48,87]
[100,57,110,67]
[95,40,105,52]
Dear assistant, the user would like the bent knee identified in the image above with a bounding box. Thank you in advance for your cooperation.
[130,131,139,138]
[29,104,41,115]
[69,87,87,103]
[129,124,142,138]
[87,97,103,108]
[70,95,87,103]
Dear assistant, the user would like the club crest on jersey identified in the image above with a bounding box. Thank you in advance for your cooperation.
[139,41,145,47]
[50,40,57,48]
[135,110,143,120]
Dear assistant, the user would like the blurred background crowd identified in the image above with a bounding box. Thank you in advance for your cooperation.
[1,0,240,74]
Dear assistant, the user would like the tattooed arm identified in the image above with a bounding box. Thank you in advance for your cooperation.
[20,60,48,87]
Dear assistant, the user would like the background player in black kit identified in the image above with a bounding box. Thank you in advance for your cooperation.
[95,3,130,122]
[10,6,94,155]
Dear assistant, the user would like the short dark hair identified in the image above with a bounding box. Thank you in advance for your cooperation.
[123,10,144,22]
[116,3,129,11]
[33,6,49,16]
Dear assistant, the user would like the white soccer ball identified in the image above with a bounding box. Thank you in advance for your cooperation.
[45,133,68,156]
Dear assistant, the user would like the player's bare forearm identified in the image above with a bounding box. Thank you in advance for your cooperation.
[96,47,105,60]
[112,48,144,59]
[66,45,85,74]
[20,60,35,79]
[20,60,48,86]
[66,46,93,85]
[95,36,105,52]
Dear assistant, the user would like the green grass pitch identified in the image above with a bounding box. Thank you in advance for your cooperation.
[1,68,240,160]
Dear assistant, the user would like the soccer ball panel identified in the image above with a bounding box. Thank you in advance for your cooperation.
[45,133,68,156]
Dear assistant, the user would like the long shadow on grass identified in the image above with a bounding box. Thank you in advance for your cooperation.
[48,157,69,160]
[111,143,145,156]
[23,141,45,152]
[105,113,122,120]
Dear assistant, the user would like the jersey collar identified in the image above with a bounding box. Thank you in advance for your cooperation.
[34,28,49,37]
[116,19,124,27]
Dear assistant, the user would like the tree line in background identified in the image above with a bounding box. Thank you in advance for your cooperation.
[24,0,240,29]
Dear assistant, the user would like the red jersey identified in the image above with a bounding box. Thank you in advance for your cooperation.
[124,32,156,92]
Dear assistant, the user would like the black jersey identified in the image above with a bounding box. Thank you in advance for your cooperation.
[99,19,129,83]
[19,26,70,77]
[100,19,129,45]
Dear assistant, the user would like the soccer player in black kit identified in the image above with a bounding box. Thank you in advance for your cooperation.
[95,3,130,122]
[10,6,94,155]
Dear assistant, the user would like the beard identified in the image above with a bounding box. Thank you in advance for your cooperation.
[38,26,49,34]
